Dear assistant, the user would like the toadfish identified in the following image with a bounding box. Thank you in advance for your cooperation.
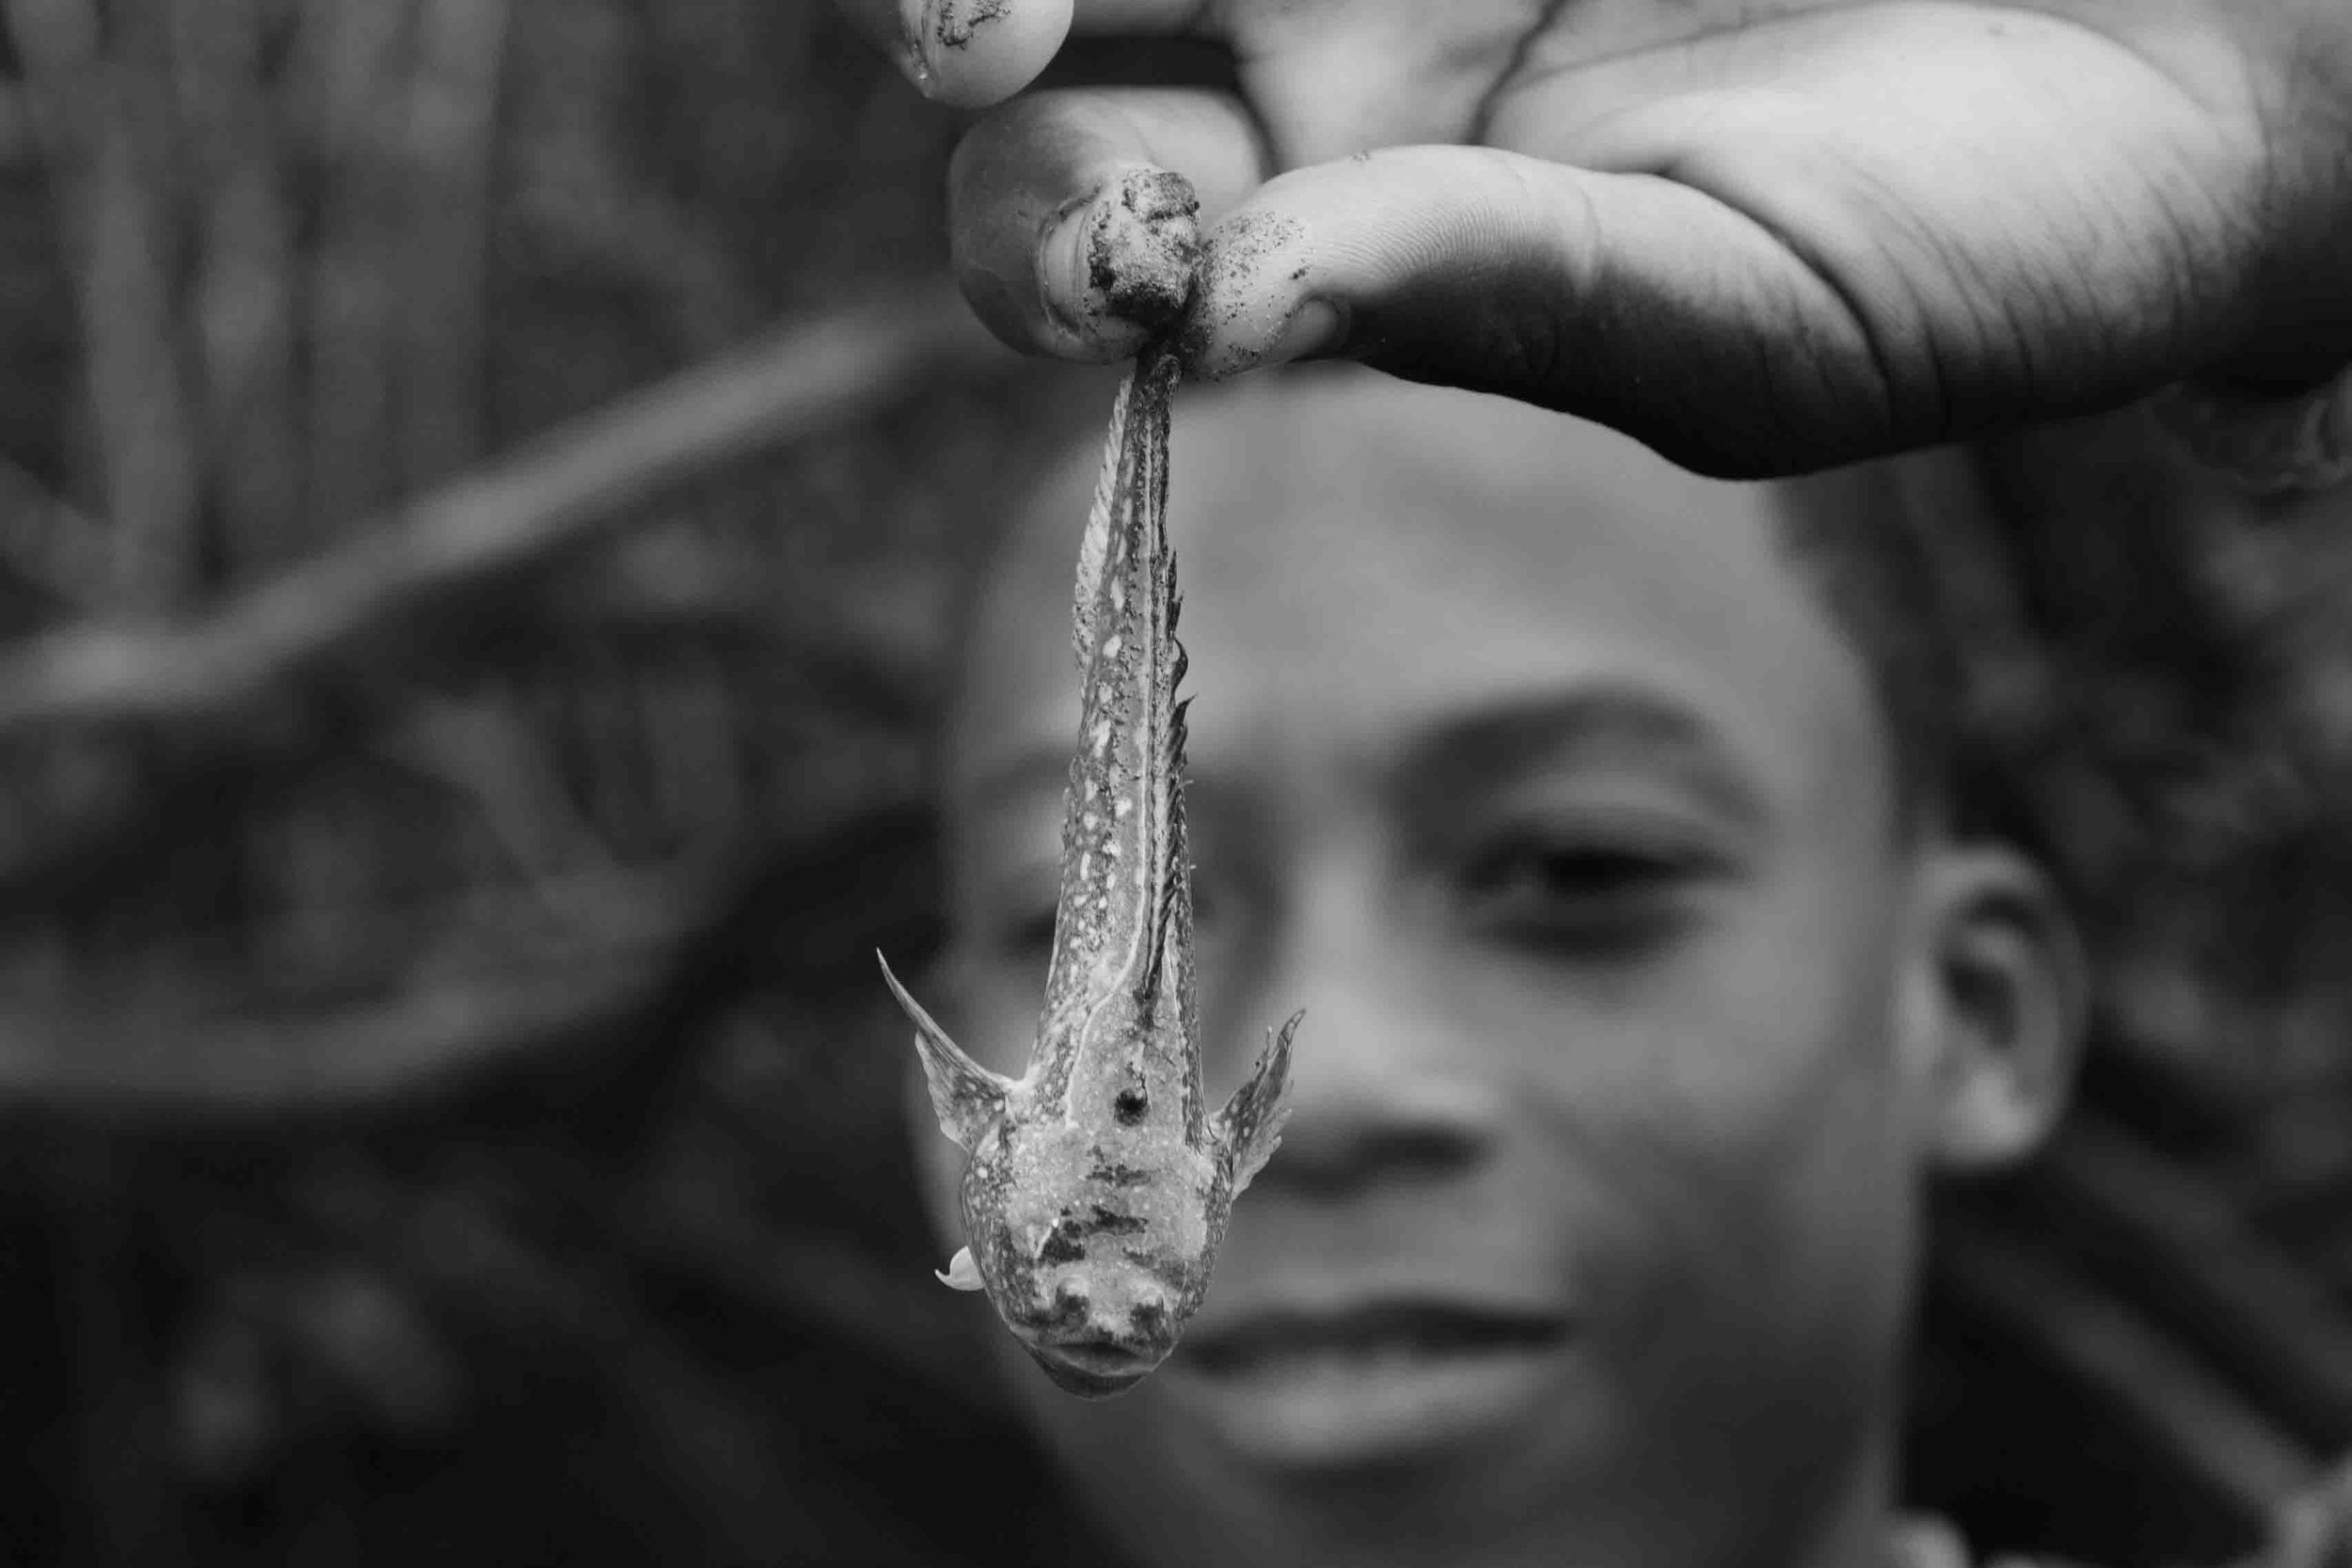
[879,341,1300,1399]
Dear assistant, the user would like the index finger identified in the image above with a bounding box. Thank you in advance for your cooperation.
[834,0,1216,108]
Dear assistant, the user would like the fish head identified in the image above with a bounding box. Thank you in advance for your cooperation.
[958,1119,1223,1398]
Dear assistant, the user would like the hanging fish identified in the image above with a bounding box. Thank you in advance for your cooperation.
[880,341,1301,1399]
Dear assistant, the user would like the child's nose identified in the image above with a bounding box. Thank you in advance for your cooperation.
[1262,1064,1502,1196]
[1221,937,1507,1196]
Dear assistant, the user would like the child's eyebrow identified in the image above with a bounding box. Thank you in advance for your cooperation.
[954,686,1774,829]
[1389,683,1773,832]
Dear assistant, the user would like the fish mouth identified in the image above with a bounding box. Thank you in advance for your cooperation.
[1179,1301,1571,1374]
[1023,1336,1167,1400]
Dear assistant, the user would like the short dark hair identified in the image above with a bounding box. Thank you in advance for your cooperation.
[1772,416,2346,1031]
[1770,459,1963,830]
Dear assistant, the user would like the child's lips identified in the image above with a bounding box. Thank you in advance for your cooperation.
[1162,1299,1579,1467]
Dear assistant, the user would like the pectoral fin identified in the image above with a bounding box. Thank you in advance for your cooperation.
[1215,1010,1301,1196]
[878,952,1013,1152]
[936,1247,984,1291]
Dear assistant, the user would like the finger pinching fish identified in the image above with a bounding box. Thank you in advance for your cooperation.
[879,341,1302,1399]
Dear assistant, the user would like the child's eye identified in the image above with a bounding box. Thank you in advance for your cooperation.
[1454,825,1718,947]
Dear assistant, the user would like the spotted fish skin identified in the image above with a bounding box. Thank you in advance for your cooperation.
[879,342,1299,1400]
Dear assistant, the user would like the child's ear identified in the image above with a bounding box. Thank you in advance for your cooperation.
[1903,844,2090,1172]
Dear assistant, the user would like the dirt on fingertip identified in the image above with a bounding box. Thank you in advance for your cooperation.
[933,0,1011,49]
[1079,167,1201,337]
[1177,212,1308,380]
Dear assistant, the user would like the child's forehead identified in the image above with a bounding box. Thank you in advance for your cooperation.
[946,369,1895,839]
[963,368,1817,690]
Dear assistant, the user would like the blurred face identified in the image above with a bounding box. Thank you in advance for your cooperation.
[918,370,1950,1568]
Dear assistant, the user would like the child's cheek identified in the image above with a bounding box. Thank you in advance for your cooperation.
[906,1065,974,1243]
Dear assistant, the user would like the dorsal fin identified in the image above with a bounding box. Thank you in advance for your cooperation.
[1072,368,1137,668]
[1127,352,1186,1009]
[1133,692,1191,1006]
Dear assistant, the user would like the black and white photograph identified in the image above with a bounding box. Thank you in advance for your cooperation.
[0,3,2347,1564]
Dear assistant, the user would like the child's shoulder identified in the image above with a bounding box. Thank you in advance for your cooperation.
[1896,1456,2352,1568]
[2249,1458,2352,1568]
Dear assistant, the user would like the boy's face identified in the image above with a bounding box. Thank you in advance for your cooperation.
[918,371,2063,1568]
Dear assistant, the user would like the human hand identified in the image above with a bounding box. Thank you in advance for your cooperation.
[840,0,2352,477]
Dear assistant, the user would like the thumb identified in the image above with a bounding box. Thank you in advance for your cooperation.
[1178,144,2112,479]
[836,0,1074,108]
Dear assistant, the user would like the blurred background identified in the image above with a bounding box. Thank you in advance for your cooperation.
[1,3,2351,1565]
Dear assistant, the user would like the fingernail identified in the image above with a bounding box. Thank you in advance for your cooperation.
[1034,169,1199,356]
[1036,198,1147,358]
[1192,297,1346,382]
[900,0,1070,108]
[898,0,940,95]
[1263,298,1345,365]
[1037,198,1094,335]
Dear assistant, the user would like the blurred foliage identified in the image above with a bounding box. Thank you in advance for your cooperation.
[0,1,2349,1564]
[0,1,1110,1561]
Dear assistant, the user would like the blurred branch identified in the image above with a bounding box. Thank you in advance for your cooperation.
[0,279,998,728]
[0,792,935,1132]
[2029,1113,2352,1453]
[316,1160,967,1568]
[616,1194,995,1430]
[0,863,690,1124]
[0,458,109,608]
[1931,1210,2315,1539]
[295,0,411,539]
[392,0,507,499]
[171,0,305,576]
[0,283,1005,922]
[6,0,204,610]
